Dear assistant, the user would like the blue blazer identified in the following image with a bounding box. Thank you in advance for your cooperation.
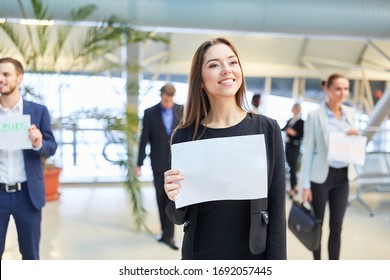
[22,100,57,210]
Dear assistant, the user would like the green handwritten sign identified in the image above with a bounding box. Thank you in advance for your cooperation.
[0,115,32,150]
[0,122,30,132]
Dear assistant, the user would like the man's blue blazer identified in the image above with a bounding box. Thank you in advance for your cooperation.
[22,100,57,210]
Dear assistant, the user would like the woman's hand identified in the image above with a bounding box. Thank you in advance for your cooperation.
[346,129,359,136]
[285,127,297,136]
[301,188,312,203]
[164,169,184,201]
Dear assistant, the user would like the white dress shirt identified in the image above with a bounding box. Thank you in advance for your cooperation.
[325,106,351,169]
[0,98,27,184]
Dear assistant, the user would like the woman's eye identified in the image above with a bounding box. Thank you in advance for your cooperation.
[209,63,219,68]
[230,60,239,65]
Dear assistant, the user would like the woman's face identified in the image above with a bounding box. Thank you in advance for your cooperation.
[201,43,242,100]
[326,77,350,105]
[292,106,300,116]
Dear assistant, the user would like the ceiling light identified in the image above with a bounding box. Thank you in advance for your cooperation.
[19,19,55,26]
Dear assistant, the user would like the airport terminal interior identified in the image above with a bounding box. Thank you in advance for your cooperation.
[1,0,390,260]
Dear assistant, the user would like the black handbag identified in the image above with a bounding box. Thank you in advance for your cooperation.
[288,200,322,251]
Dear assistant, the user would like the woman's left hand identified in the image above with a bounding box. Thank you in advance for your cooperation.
[302,189,312,203]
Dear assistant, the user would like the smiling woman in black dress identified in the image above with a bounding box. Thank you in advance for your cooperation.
[163,37,286,260]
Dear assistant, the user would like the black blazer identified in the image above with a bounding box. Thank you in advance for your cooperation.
[282,117,304,144]
[166,114,287,260]
[137,103,183,172]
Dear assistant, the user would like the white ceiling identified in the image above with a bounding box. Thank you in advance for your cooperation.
[147,33,390,79]
[2,0,390,80]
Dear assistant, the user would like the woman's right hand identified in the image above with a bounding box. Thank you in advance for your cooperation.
[164,169,184,201]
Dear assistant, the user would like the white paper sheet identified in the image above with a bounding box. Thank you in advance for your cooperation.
[0,115,32,150]
[328,132,368,166]
[171,134,268,208]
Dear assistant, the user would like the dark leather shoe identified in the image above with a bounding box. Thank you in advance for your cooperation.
[158,238,179,250]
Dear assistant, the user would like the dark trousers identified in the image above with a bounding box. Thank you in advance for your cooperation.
[285,143,301,189]
[153,170,174,241]
[0,187,41,260]
[311,167,349,260]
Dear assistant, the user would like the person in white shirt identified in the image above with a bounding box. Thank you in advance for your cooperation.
[0,57,57,259]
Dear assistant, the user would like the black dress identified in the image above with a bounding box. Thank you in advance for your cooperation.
[167,113,287,260]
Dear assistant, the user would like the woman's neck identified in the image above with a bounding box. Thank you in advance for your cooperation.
[203,104,246,128]
[326,101,342,119]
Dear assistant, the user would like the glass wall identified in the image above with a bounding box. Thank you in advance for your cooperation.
[22,73,389,183]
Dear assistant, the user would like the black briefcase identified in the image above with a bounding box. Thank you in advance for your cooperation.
[288,200,322,251]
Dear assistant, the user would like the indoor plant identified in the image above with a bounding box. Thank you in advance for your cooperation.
[1,0,168,231]
[42,160,62,201]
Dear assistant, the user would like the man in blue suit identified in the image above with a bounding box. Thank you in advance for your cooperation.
[0,57,57,259]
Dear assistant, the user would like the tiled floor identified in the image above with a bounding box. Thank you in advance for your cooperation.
[3,182,390,260]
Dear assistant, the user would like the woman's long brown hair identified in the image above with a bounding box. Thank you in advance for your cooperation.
[173,37,248,140]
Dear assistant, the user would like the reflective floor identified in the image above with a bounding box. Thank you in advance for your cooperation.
[3,182,390,260]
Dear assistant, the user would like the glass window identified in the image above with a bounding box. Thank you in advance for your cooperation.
[271,78,293,98]
[245,77,265,92]
[304,78,325,103]
[21,73,389,182]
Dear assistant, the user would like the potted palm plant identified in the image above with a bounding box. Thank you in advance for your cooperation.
[0,0,169,230]
[42,160,62,201]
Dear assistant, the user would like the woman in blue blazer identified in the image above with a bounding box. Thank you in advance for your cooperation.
[300,73,359,260]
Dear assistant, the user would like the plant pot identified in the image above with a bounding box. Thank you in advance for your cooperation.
[44,168,62,201]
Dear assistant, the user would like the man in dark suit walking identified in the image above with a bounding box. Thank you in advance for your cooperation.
[137,83,183,250]
[0,57,57,259]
